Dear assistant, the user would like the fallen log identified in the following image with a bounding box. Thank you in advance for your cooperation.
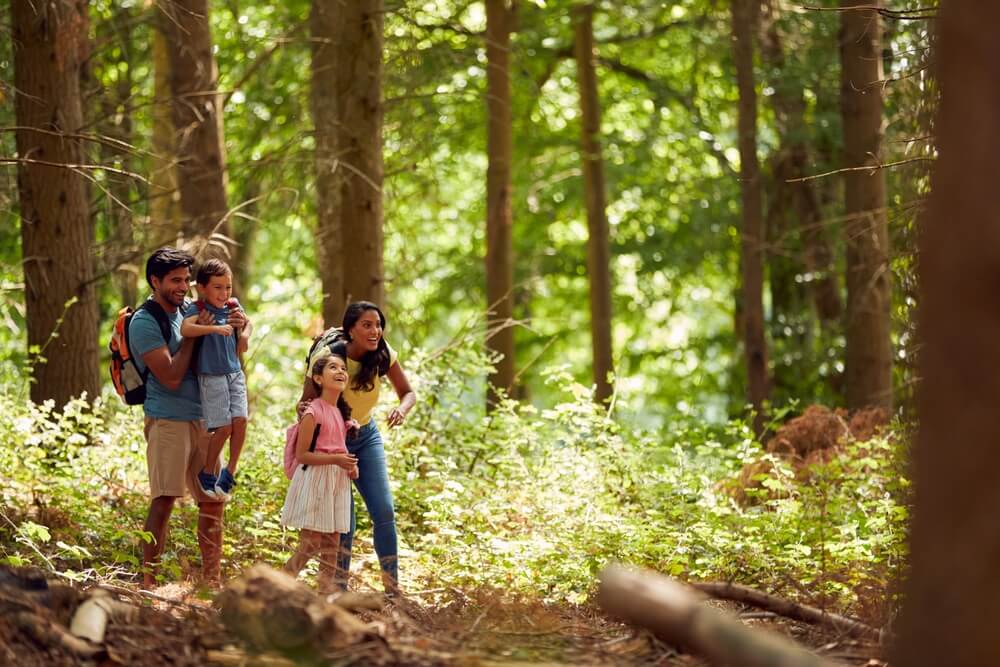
[599,564,846,667]
[215,564,371,661]
[691,581,880,640]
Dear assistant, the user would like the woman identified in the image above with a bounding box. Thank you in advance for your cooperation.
[299,301,416,594]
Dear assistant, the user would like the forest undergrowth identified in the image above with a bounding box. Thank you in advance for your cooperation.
[0,332,909,639]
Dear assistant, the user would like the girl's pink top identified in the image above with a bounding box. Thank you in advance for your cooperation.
[303,398,348,454]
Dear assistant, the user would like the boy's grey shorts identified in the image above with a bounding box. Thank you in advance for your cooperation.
[198,372,248,430]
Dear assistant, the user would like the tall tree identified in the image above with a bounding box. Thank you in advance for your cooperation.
[148,9,183,243]
[573,3,614,405]
[13,0,101,406]
[159,0,234,261]
[760,1,841,324]
[336,0,385,308]
[891,5,1000,664]
[311,0,344,326]
[840,0,892,410]
[731,0,769,432]
[94,3,139,306]
[485,0,515,407]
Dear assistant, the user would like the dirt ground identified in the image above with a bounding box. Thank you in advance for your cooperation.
[0,566,886,666]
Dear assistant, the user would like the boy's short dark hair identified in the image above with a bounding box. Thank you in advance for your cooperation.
[146,247,195,288]
[196,258,233,285]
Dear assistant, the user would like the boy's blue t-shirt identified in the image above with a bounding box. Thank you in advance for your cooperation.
[182,299,242,375]
[128,305,202,420]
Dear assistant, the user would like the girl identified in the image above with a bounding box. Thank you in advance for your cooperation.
[281,351,359,592]
[300,302,416,595]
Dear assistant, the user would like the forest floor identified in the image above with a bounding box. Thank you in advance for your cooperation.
[1,565,886,666]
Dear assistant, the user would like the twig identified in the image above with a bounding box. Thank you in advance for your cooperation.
[692,581,880,640]
[786,156,935,183]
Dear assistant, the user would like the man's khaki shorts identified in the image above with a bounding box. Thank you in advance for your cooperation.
[144,418,224,503]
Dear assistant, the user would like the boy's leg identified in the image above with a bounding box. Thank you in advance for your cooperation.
[202,424,232,474]
[226,417,247,473]
[199,375,232,474]
[225,372,249,473]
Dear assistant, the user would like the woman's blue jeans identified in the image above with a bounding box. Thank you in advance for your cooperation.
[337,419,398,586]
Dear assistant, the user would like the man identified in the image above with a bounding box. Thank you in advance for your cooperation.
[129,247,251,587]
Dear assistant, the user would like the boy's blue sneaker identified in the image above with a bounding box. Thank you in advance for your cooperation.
[215,467,236,501]
[197,471,219,500]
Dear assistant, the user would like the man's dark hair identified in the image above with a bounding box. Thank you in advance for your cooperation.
[195,258,232,285]
[145,247,195,288]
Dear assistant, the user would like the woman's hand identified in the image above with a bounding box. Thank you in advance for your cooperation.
[386,406,408,428]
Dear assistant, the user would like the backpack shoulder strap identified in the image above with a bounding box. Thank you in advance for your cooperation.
[139,299,173,345]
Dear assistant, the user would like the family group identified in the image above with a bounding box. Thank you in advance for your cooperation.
[127,246,415,595]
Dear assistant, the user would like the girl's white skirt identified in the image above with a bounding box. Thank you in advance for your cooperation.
[281,463,351,534]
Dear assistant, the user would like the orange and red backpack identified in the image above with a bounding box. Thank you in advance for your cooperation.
[108,300,172,405]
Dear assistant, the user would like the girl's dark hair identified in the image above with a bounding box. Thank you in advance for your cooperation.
[146,247,195,288]
[342,301,391,392]
[310,352,358,439]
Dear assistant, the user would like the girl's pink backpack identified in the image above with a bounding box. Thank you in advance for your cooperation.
[283,422,320,479]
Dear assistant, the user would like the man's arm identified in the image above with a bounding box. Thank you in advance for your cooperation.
[234,310,252,356]
[142,338,197,391]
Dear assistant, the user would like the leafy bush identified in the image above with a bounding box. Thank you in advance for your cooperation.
[0,332,908,621]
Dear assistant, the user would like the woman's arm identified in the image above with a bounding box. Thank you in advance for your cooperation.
[385,362,416,428]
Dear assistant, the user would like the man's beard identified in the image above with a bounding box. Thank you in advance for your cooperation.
[159,286,186,308]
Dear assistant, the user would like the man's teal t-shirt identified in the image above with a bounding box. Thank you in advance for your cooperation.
[128,305,201,420]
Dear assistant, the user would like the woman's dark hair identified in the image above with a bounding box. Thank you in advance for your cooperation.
[310,352,358,439]
[146,247,195,288]
[341,301,391,392]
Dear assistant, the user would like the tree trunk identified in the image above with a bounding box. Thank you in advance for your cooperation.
[840,0,892,411]
[148,8,183,244]
[95,4,139,306]
[485,0,515,408]
[311,0,344,327]
[335,0,384,308]
[159,0,234,262]
[891,5,1000,664]
[760,1,842,324]
[13,0,101,407]
[731,0,769,433]
[573,4,614,405]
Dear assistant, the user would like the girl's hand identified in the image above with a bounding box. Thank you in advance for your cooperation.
[332,453,358,471]
[215,324,234,337]
[296,399,313,419]
[386,406,407,428]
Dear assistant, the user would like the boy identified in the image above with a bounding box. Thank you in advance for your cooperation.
[181,258,249,501]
